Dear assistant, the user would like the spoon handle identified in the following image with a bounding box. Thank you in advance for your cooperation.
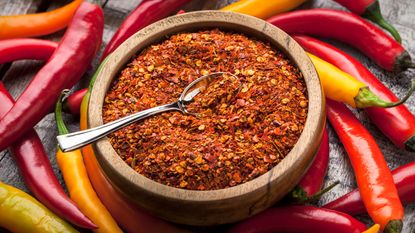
[57,102,180,152]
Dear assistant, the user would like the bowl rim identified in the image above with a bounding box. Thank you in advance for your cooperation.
[88,10,325,202]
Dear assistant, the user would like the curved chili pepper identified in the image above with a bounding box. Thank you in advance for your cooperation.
[227,205,372,233]
[324,161,415,215]
[0,39,57,64]
[307,53,414,108]
[63,88,88,115]
[55,90,123,233]
[0,181,78,233]
[0,83,96,229]
[326,99,404,233]
[101,0,191,60]
[290,126,334,203]
[267,9,414,71]
[0,2,103,153]
[0,0,83,39]
[333,0,401,43]
[79,59,190,233]
[221,0,306,20]
[293,35,415,151]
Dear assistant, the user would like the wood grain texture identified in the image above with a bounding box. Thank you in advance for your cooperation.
[88,10,324,226]
[0,0,414,232]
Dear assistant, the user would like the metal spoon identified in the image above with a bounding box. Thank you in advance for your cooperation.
[57,72,240,152]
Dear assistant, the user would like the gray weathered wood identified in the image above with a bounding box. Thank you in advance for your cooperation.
[0,0,414,232]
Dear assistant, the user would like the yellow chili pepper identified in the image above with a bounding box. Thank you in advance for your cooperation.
[221,0,307,19]
[307,53,415,108]
[55,91,123,233]
[0,181,78,233]
[78,58,190,233]
[0,0,83,39]
[363,224,380,233]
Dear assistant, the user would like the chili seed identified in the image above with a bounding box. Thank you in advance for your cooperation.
[102,29,307,190]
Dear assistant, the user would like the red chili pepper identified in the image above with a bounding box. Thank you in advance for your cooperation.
[62,88,87,115]
[267,9,414,71]
[290,126,336,203]
[227,205,367,233]
[0,38,57,64]
[101,0,191,60]
[293,35,415,151]
[176,9,186,15]
[333,0,401,42]
[326,99,403,233]
[0,82,96,229]
[0,2,103,152]
[324,161,415,215]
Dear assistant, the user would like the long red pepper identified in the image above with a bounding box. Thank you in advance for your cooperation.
[290,126,332,203]
[63,6,188,114]
[326,99,403,233]
[0,2,103,152]
[0,82,96,229]
[324,161,415,215]
[0,39,57,64]
[267,9,414,71]
[333,0,401,42]
[293,35,415,151]
[101,0,191,60]
[227,206,367,233]
[63,88,87,115]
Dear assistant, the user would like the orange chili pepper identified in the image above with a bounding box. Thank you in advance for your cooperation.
[0,0,83,39]
[327,99,403,233]
[79,59,189,233]
[363,224,380,233]
[55,90,123,233]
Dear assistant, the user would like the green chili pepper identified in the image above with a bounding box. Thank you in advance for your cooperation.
[0,181,78,233]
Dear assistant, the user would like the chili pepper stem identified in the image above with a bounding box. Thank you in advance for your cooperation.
[395,51,415,70]
[384,219,403,233]
[355,80,415,108]
[55,89,71,135]
[362,1,401,43]
[405,136,415,152]
[292,181,340,204]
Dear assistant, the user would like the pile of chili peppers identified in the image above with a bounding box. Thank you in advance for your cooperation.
[0,0,414,232]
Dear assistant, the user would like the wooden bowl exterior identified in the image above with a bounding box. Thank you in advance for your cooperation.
[88,11,324,226]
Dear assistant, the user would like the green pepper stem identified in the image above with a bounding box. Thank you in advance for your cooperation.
[384,219,403,233]
[362,0,402,43]
[395,51,415,71]
[405,135,415,152]
[355,80,415,108]
[291,181,340,204]
[55,89,71,135]
[303,181,340,204]
[88,56,111,91]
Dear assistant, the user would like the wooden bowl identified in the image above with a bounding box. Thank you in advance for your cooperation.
[88,10,325,226]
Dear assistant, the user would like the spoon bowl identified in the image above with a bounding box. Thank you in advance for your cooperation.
[57,72,240,152]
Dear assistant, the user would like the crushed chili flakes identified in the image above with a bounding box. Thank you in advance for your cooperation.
[102,29,308,190]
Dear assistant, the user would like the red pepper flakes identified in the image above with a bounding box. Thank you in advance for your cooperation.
[102,29,308,190]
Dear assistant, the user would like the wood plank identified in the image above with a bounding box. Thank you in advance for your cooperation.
[0,0,41,15]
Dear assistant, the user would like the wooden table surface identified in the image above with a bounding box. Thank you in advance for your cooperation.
[1,0,414,232]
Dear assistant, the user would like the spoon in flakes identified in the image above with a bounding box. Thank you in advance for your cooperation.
[57,72,241,152]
